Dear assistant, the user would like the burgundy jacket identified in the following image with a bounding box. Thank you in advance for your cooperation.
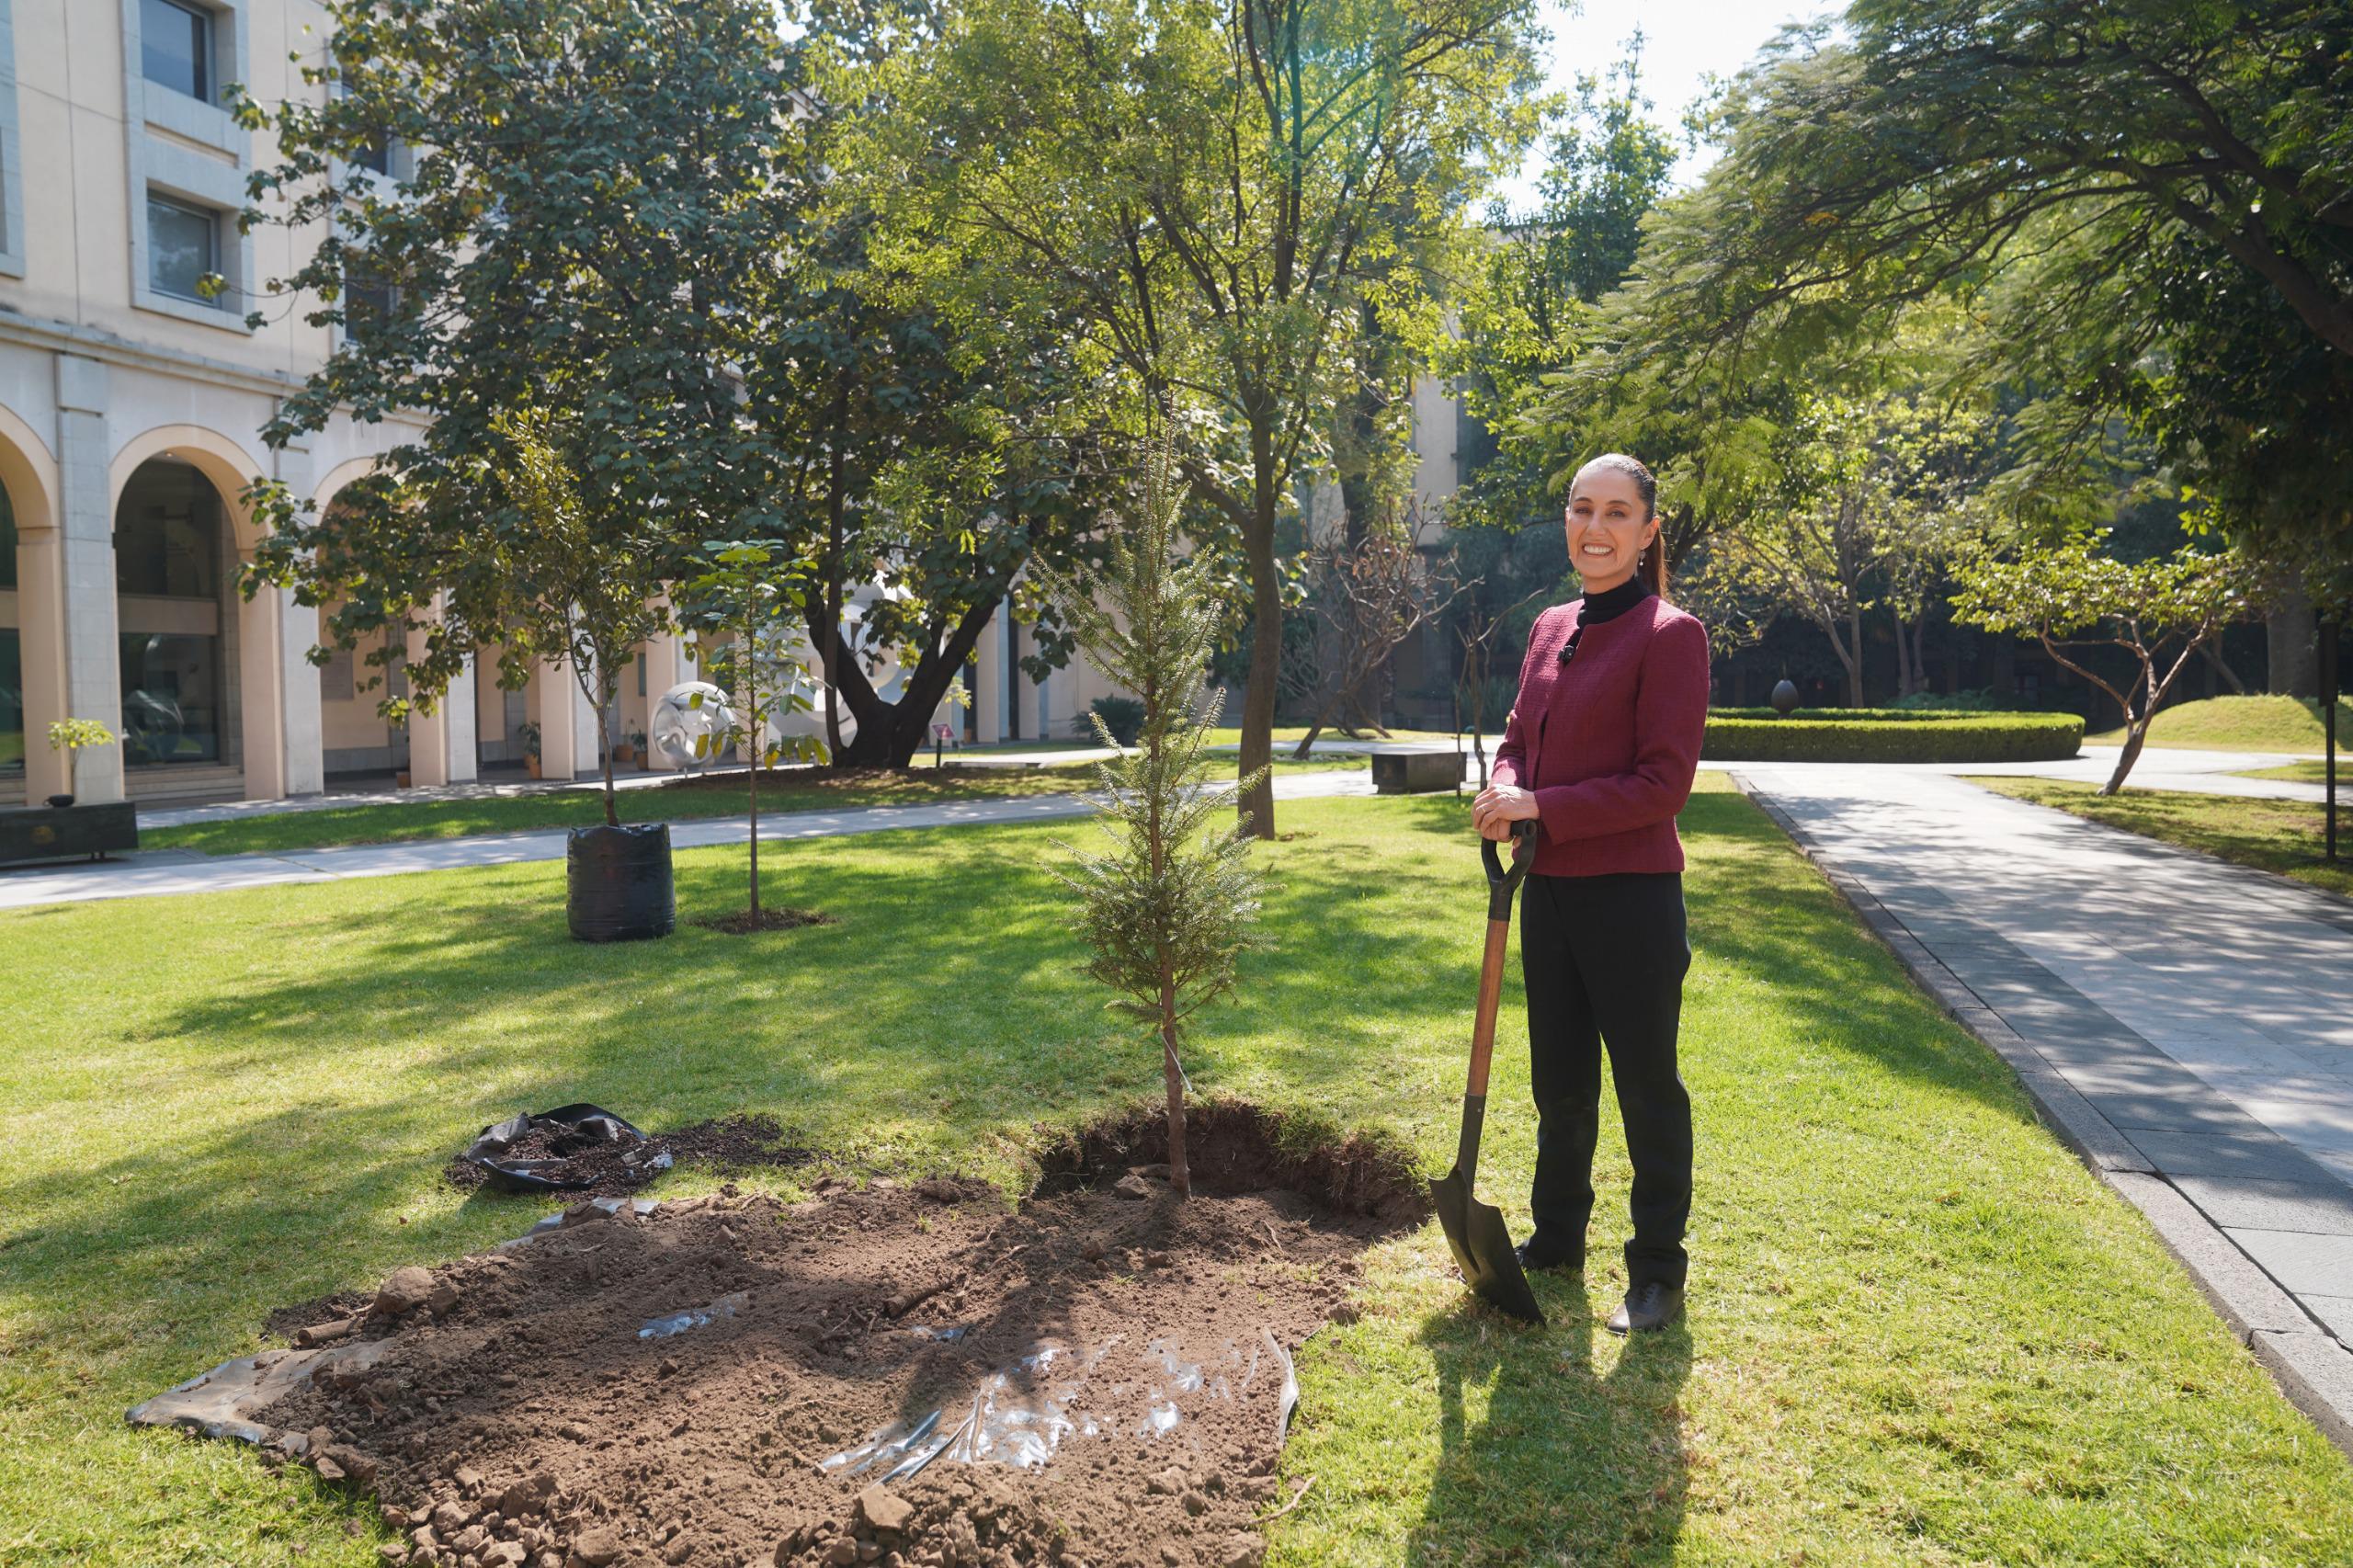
[1491,591,1711,877]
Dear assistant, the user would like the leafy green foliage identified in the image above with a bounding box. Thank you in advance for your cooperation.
[1087,698,1145,749]
[1702,711,2084,763]
[1043,440,1267,1196]
[873,0,1547,835]
[493,407,674,824]
[1610,0,2353,573]
[234,0,792,717]
[681,541,829,918]
[1952,533,2259,790]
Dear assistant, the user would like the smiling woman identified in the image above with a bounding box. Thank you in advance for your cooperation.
[1471,452,1711,1336]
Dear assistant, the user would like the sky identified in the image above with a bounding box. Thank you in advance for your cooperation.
[1495,0,1830,210]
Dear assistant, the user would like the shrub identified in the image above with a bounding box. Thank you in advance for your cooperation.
[1087,696,1146,747]
[1702,710,2083,763]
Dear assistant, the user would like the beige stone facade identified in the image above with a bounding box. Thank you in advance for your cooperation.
[0,0,1466,805]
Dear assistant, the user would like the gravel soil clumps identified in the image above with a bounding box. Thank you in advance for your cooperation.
[251,1111,1410,1568]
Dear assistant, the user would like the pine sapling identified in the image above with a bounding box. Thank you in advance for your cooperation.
[1043,437,1265,1198]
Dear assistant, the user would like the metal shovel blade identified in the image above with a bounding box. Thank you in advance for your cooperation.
[1431,1165,1544,1324]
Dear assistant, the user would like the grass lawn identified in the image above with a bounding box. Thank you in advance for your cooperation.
[8,786,2353,1565]
[1970,776,2352,901]
[2089,693,2351,755]
[2238,758,2341,786]
[141,756,1361,858]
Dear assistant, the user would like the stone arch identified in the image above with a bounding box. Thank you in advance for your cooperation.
[0,406,63,801]
[108,425,290,799]
[107,423,271,550]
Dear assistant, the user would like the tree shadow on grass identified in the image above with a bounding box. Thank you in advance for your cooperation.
[1408,1278,1690,1567]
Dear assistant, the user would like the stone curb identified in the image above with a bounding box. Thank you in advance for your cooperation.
[1730,771,2353,1459]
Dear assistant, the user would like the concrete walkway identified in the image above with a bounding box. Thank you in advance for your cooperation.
[0,769,1381,911]
[1735,763,2353,1449]
[133,735,1477,830]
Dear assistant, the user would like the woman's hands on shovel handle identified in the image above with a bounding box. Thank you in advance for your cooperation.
[1471,782,1540,841]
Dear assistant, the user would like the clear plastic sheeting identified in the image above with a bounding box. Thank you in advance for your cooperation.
[639,1290,750,1340]
[818,1331,1290,1484]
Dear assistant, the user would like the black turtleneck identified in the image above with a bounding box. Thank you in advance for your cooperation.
[1558,572,1654,663]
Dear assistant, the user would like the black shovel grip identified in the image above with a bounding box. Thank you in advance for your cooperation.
[1481,819,1540,921]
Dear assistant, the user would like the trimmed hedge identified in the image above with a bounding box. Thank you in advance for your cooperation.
[1702,709,2083,763]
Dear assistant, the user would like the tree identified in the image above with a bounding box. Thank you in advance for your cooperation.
[1951,534,2259,792]
[1285,526,1463,756]
[878,0,1546,835]
[680,542,829,924]
[1622,0,2353,569]
[491,408,674,825]
[1043,438,1267,1199]
[236,0,789,725]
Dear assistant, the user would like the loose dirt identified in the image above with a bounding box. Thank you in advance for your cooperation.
[256,1107,1423,1568]
[442,1116,820,1199]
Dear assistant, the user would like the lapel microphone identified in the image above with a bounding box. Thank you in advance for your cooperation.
[1556,628,1584,666]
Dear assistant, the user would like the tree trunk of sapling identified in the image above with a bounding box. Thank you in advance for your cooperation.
[1161,970,1188,1199]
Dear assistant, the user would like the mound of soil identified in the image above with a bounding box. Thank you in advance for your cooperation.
[443,1116,818,1199]
[257,1114,1403,1568]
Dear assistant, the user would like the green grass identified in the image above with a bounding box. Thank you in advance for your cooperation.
[141,756,1362,858]
[1969,776,2353,901]
[7,787,2353,1565]
[2089,693,2352,755]
[2237,759,2340,786]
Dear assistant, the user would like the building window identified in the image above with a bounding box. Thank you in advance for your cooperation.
[357,133,394,176]
[141,0,213,104]
[146,192,219,303]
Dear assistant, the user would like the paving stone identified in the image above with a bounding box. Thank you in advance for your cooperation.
[2301,1295,2353,1344]
[2122,1129,2342,1183]
[2172,1175,2353,1237]
[2079,1091,2270,1136]
[2251,1331,2353,1451]
[2104,1172,2310,1337]
[2228,1231,2353,1298]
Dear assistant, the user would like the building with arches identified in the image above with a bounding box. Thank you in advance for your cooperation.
[0,1,1476,807]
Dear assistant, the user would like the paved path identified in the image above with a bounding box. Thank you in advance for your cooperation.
[134,736,1477,830]
[1736,762,2353,1447]
[0,770,1381,911]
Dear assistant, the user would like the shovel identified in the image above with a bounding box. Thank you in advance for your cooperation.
[1430,818,1545,1325]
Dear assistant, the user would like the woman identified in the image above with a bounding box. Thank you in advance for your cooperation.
[1470,453,1710,1335]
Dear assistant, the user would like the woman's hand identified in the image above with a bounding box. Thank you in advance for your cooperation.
[1471,782,1540,841]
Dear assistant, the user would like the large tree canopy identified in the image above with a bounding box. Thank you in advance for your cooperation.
[870,0,1545,833]
[235,0,791,704]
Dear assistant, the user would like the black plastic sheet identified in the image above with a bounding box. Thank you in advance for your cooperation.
[458,1103,671,1194]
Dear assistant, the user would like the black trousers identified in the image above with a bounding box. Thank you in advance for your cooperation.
[1520,870,1693,1289]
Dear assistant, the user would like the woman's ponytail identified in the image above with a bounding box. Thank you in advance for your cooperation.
[1642,532,1668,601]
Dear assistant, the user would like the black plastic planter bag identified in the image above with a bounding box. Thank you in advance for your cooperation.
[567,822,675,942]
[458,1103,670,1194]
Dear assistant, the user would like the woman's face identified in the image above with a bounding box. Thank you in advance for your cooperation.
[1566,466,1658,593]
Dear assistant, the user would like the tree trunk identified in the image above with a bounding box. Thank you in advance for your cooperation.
[1161,973,1188,1199]
[1893,608,1915,699]
[2202,639,2248,696]
[746,654,761,920]
[1236,433,1280,839]
[2101,721,2150,795]
[823,384,851,757]
[2268,593,2318,697]
[1846,606,1865,708]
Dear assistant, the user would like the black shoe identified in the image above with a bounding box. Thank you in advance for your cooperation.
[1514,1235,1583,1274]
[1606,1281,1684,1335]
